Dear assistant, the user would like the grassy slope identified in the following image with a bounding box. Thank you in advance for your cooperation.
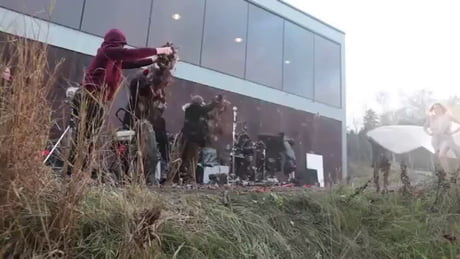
[65,185,460,259]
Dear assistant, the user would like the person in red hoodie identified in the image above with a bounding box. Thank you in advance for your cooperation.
[68,28,173,177]
[83,29,172,102]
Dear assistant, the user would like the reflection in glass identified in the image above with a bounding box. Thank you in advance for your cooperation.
[283,21,314,99]
[201,0,248,77]
[314,36,341,107]
[150,0,205,64]
[81,0,151,47]
[1,0,85,29]
[246,5,283,89]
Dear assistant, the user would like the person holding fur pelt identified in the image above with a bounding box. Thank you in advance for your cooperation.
[182,95,223,148]
[68,28,173,176]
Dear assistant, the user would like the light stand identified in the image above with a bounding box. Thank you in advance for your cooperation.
[43,126,70,164]
[231,106,238,181]
[43,87,78,165]
[262,146,266,181]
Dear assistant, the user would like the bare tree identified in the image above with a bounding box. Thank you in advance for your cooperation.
[376,91,390,113]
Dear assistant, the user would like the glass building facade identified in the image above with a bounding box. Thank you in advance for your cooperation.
[1,0,343,107]
[0,0,346,181]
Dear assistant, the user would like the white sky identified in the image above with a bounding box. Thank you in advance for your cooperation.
[286,0,460,127]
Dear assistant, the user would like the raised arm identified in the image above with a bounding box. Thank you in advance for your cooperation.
[423,118,432,135]
[202,95,224,113]
[202,101,220,113]
[105,46,173,61]
[122,58,154,69]
[447,114,460,134]
[448,114,460,125]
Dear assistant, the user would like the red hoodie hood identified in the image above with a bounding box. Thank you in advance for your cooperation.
[101,29,127,48]
[84,28,156,102]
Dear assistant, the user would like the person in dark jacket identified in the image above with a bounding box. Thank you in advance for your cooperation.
[68,28,173,176]
[150,104,168,181]
[153,107,168,161]
[182,95,221,148]
[122,69,154,129]
[122,40,176,130]
[279,133,296,182]
[122,69,168,127]
[179,95,222,183]
[369,138,391,193]
[121,44,176,183]
[234,125,255,180]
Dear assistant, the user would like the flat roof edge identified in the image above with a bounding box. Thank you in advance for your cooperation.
[276,0,345,34]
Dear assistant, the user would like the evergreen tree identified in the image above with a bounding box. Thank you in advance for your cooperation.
[363,109,379,132]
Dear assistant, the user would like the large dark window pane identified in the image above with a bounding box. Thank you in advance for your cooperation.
[50,0,85,29]
[201,0,248,77]
[246,5,283,89]
[1,0,84,29]
[149,0,205,64]
[314,35,341,107]
[283,21,314,98]
[81,0,152,47]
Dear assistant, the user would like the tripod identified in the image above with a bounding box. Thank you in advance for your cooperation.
[43,86,79,165]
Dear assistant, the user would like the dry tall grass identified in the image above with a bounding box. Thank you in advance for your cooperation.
[0,34,165,258]
[1,35,460,259]
[0,34,92,257]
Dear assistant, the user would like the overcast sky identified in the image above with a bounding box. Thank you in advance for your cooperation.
[286,0,460,127]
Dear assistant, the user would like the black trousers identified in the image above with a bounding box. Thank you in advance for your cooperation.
[67,90,104,175]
